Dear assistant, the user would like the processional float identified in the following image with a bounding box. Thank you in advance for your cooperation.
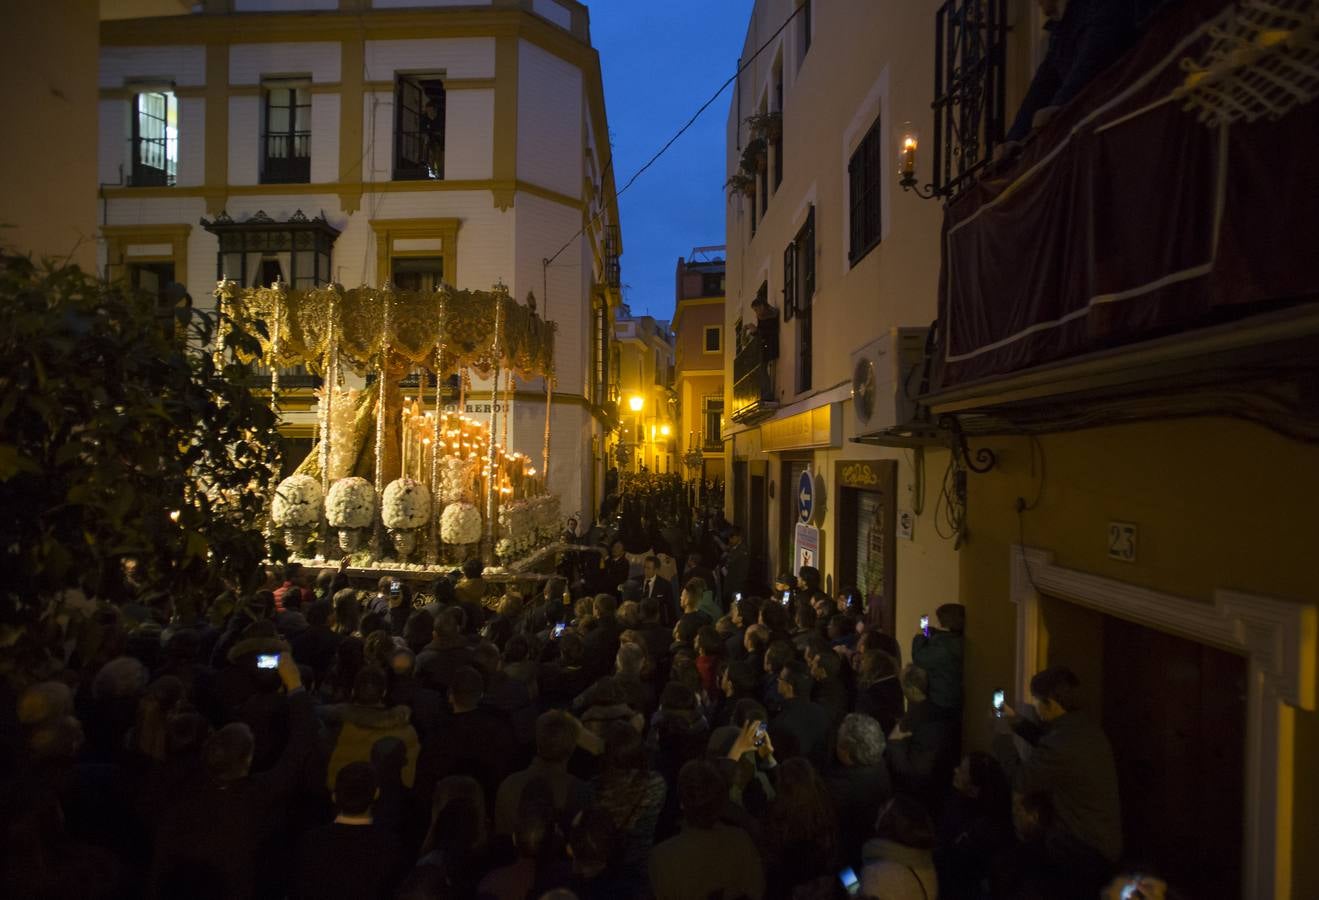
[217,278,562,570]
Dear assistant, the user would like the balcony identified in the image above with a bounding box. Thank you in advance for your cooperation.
[262,131,310,184]
[927,0,1319,436]
[731,338,777,424]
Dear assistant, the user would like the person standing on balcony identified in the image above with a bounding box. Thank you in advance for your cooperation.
[749,295,780,401]
[421,100,444,178]
[1002,0,1138,146]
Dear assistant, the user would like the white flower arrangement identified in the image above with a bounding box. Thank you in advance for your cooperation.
[271,474,323,528]
[496,538,514,560]
[440,501,482,545]
[382,478,432,531]
[325,476,376,529]
[439,457,479,506]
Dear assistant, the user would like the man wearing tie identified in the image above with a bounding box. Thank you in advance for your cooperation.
[641,555,675,624]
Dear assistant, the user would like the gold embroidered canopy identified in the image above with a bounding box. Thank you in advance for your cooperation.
[217,281,555,379]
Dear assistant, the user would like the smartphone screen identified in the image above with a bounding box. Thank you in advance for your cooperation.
[838,866,860,895]
[735,592,743,603]
[389,580,401,596]
[781,590,791,606]
[552,623,566,639]
[256,653,280,670]
[993,689,1006,716]
[920,614,930,636]
[753,721,768,747]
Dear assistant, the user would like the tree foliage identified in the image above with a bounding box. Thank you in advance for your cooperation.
[0,253,284,668]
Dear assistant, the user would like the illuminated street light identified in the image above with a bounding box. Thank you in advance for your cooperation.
[660,424,671,437]
[628,395,644,412]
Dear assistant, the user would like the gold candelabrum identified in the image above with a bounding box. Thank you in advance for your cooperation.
[399,399,544,503]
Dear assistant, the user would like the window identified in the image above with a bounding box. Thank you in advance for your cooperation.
[784,207,815,392]
[772,61,784,191]
[703,396,724,448]
[704,326,722,354]
[391,256,444,292]
[797,0,812,66]
[394,76,446,180]
[131,90,177,187]
[263,82,311,184]
[849,117,883,265]
[701,272,725,297]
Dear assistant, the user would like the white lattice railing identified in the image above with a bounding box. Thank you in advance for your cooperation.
[1177,0,1319,125]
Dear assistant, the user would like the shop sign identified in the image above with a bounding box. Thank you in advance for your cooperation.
[837,459,888,490]
[760,403,841,451]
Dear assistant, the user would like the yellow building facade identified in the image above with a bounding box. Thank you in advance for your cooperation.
[672,247,727,488]
[612,309,674,475]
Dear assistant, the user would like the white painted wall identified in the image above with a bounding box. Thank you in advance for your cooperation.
[363,38,497,81]
[227,95,261,185]
[513,194,585,391]
[442,89,494,180]
[100,45,207,88]
[98,99,128,185]
[516,40,581,200]
[361,90,393,183]
[310,93,340,183]
[532,0,572,29]
[229,42,342,85]
[176,97,206,187]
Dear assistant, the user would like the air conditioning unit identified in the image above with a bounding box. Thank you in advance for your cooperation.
[849,327,928,434]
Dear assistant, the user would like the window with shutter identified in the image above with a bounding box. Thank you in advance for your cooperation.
[799,206,815,306]
[848,117,883,265]
[783,241,796,321]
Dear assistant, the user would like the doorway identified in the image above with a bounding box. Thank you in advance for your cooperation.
[749,468,767,590]
[1039,594,1246,900]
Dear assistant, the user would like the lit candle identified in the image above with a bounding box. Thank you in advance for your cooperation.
[900,122,918,178]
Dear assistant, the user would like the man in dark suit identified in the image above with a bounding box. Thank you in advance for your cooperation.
[291,762,403,900]
[769,660,833,770]
[641,555,675,622]
[596,539,631,596]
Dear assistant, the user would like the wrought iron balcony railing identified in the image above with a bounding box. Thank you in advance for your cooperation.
[262,131,311,184]
[932,0,1007,199]
[731,339,777,424]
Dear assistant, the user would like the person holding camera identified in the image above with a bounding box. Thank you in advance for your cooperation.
[993,665,1122,891]
[911,602,965,714]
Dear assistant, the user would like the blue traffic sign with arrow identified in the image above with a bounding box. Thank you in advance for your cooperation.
[798,469,813,524]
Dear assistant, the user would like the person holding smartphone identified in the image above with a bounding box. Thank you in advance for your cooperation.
[993,665,1123,890]
[911,603,966,715]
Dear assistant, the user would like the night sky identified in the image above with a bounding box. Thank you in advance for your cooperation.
[588,0,754,321]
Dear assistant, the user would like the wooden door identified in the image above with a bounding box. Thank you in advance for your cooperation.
[1100,616,1246,900]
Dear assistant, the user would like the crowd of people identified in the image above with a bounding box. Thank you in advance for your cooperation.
[2,530,1164,900]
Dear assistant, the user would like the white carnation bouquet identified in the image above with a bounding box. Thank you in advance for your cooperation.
[271,474,323,528]
[533,495,561,541]
[382,478,432,531]
[439,457,479,505]
[325,476,376,529]
[440,501,482,545]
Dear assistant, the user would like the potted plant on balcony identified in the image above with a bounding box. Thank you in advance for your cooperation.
[746,111,782,144]
[740,138,768,175]
[725,172,756,198]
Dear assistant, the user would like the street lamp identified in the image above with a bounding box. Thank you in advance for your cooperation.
[898,120,937,199]
[659,424,671,437]
[627,395,644,412]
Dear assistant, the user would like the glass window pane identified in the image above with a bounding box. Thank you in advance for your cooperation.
[269,106,290,134]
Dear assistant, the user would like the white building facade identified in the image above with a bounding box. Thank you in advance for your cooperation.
[97,0,622,521]
[723,0,958,639]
